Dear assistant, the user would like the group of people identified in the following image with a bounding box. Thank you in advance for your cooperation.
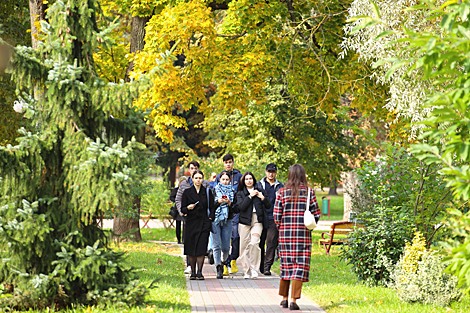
[170,154,321,311]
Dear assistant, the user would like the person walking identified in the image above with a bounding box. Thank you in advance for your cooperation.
[181,170,216,280]
[212,171,235,279]
[257,163,284,275]
[274,164,320,311]
[215,154,243,275]
[176,161,210,274]
[170,176,187,244]
[236,171,271,279]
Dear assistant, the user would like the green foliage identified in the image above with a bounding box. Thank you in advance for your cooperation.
[0,0,154,308]
[349,145,452,244]
[441,209,470,295]
[341,204,414,286]
[403,1,470,203]
[363,0,470,294]
[141,178,171,218]
[389,250,460,306]
[405,1,470,203]
[203,83,362,187]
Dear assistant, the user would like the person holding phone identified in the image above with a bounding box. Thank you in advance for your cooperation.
[212,171,236,279]
[181,170,216,280]
[235,172,271,279]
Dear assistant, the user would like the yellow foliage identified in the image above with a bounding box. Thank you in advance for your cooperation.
[131,0,277,143]
[93,0,131,83]
[402,231,427,274]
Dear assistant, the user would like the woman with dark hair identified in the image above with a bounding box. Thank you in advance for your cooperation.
[274,164,320,310]
[181,170,216,280]
[235,171,271,279]
[212,171,235,279]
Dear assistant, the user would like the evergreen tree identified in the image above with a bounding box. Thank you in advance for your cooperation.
[0,0,152,308]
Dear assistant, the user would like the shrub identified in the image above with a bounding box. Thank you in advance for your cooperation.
[389,232,460,306]
[347,145,452,245]
[341,203,414,286]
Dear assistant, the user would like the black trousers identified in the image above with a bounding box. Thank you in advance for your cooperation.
[176,220,182,243]
[260,219,278,272]
[183,220,190,266]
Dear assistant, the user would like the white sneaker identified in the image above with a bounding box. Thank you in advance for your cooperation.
[243,273,251,279]
[251,269,259,279]
[184,266,192,274]
[228,267,232,274]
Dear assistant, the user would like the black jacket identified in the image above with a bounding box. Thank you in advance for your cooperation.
[235,186,271,228]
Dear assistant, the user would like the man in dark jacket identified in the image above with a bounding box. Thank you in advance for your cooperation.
[175,161,210,274]
[257,163,284,275]
[215,154,243,274]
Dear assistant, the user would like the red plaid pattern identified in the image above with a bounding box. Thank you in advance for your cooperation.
[274,186,320,282]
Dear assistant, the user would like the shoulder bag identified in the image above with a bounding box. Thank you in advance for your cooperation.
[304,187,317,230]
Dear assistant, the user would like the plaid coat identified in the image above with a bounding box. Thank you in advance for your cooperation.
[274,186,320,282]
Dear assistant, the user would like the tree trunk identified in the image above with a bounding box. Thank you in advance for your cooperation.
[328,177,338,196]
[113,14,152,242]
[125,16,151,81]
[29,0,46,99]
[342,171,358,221]
[29,0,46,49]
[168,154,179,187]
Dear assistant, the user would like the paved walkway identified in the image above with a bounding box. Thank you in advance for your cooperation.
[185,257,326,313]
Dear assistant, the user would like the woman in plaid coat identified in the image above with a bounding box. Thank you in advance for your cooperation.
[274,164,320,311]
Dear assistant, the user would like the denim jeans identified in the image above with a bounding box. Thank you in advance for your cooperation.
[212,219,233,266]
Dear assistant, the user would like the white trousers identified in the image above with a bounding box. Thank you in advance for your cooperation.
[238,212,263,275]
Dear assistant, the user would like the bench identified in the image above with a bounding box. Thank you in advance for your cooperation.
[319,221,363,255]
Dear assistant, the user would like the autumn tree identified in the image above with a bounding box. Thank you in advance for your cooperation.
[127,0,393,189]
[0,0,152,308]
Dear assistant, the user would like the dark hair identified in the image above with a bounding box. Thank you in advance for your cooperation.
[219,170,232,180]
[191,170,204,178]
[222,154,234,162]
[285,164,308,198]
[238,171,256,192]
[187,161,200,169]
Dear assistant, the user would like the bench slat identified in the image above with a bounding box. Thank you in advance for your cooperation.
[320,222,364,255]
[332,230,352,235]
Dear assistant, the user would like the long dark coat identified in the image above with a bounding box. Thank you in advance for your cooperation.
[274,186,320,282]
[181,185,216,256]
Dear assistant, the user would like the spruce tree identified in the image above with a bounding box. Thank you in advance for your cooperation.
[0,0,151,308]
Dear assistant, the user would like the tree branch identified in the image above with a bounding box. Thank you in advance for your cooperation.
[216,31,247,39]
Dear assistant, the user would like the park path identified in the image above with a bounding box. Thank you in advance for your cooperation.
[185,255,327,313]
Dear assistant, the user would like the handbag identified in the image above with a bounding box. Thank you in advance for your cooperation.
[169,205,177,219]
[304,188,317,230]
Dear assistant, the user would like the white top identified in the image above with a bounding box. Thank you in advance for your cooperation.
[247,188,256,212]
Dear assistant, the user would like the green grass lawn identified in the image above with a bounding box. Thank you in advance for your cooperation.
[140,227,178,242]
[314,191,344,221]
[272,231,470,313]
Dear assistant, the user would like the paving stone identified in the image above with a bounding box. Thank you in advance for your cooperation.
[183,249,326,313]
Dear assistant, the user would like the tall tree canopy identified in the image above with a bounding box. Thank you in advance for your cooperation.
[126,0,392,178]
[0,0,151,307]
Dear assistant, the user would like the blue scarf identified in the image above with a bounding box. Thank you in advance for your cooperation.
[214,183,234,226]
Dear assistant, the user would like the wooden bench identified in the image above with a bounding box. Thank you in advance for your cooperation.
[319,221,363,255]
